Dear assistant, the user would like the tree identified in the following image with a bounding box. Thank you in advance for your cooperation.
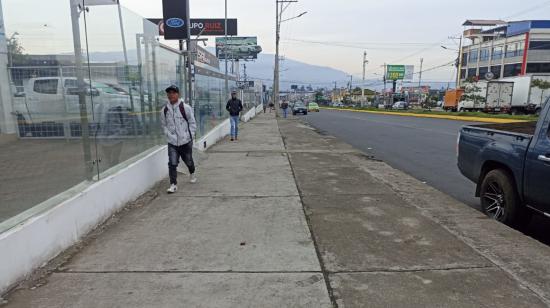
[531,78,550,105]
[7,35,26,65]
[314,90,324,103]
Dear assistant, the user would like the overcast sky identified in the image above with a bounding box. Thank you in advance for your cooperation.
[120,0,550,82]
[5,0,549,84]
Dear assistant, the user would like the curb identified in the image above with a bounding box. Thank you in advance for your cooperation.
[320,107,529,124]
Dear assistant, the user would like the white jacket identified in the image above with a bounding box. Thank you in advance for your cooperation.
[160,100,197,146]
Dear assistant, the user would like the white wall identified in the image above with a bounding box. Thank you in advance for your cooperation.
[0,147,168,294]
[0,107,262,294]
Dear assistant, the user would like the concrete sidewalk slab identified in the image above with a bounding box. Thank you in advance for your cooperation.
[65,196,319,272]
[302,195,491,272]
[180,153,298,197]
[331,268,546,308]
[7,273,332,308]
[277,117,550,306]
[2,113,331,307]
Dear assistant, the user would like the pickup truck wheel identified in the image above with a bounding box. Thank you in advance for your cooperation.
[480,169,528,227]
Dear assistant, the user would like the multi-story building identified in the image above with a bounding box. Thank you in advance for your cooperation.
[460,19,550,83]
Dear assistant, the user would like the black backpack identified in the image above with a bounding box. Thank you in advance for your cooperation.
[164,103,193,142]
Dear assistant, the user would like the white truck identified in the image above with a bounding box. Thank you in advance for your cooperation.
[485,81,513,113]
[500,75,550,115]
[13,77,137,122]
[458,75,550,114]
[458,81,487,112]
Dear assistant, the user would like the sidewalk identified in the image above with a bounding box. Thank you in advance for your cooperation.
[3,113,550,307]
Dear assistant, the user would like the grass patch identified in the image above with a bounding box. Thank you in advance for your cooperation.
[337,107,538,121]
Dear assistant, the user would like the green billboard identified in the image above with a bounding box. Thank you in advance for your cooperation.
[386,65,406,80]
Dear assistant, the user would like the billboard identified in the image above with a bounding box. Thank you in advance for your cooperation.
[161,0,189,40]
[148,18,238,37]
[386,65,414,80]
[216,37,262,60]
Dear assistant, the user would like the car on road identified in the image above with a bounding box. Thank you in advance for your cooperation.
[457,98,550,226]
[292,102,308,115]
[332,102,344,108]
[392,101,409,110]
[308,102,320,112]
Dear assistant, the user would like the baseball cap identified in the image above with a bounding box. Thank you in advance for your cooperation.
[165,85,179,93]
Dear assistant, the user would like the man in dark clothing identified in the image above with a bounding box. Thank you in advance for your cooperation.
[281,101,289,118]
[225,90,243,141]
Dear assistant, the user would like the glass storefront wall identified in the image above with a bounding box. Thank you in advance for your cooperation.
[0,1,242,229]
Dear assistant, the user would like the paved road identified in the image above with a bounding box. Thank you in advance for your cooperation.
[305,109,550,244]
[304,110,480,209]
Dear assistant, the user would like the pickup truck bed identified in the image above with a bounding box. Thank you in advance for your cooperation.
[469,121,537,136]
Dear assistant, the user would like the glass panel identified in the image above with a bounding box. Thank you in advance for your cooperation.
[81,4,164,175]
[1,0,97,224]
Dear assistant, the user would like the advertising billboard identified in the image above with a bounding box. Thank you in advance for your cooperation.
[386,65,414,80]
[148,18,238,37]
[216,37,262,60]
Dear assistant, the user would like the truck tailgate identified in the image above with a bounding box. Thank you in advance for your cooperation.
[458,124,533,185]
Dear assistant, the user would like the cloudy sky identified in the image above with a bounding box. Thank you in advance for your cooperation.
[120,0,550,82]
[4,0,549,84]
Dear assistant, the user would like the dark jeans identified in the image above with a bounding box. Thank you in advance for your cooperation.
[168,142,195,185]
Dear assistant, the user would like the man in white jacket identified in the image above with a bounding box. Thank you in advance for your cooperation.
[160,85,197,194]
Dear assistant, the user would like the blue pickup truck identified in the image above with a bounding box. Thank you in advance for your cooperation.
[458,99,550,226]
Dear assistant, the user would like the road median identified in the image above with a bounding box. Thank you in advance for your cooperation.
[320,107,531,123]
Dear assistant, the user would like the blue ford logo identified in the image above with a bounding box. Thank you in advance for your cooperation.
[166,18,185,28]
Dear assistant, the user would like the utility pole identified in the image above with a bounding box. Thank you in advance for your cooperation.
[224,0,229,102]
[185,0,193,107]
[383,63,387,105]
[418,57,423,105]
[273,0,302,117]
[362,51,368,106]
[456,35,463,88]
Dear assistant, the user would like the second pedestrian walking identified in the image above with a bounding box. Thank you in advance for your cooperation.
[226,90,243,141]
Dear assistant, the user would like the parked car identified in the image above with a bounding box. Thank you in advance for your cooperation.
[331,102,344,108]
[392,101,408,110]
[292,102,308,115]
[308,102,320,112]
[457,98,550,226]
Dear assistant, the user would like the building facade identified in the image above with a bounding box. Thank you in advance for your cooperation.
[460,20,550,82]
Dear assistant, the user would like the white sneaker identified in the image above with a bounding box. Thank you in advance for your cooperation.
[190,174,197,184]
[167,184,177,194]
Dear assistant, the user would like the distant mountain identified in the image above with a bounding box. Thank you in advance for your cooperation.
[242,53,354,90]
[83,49,454,91]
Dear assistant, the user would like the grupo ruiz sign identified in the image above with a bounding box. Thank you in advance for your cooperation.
[148,18,238,37]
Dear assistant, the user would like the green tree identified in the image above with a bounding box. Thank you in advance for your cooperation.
[531,78,550,105]
[7,35,26,65]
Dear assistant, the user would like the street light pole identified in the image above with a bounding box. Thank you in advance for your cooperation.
[273,0,280,116]
[273,0,302,117]
[224,0,228,102]
[418,57,423,105]
[362,51,368,106]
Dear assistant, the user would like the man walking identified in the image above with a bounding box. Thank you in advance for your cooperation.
[226,90,243,141]
[160,85,197,194]
[281,101,289,118]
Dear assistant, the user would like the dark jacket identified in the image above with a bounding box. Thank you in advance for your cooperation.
[226,98,243,116]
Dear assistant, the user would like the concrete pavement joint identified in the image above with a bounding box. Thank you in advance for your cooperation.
[328,264,495,274]
[56,270,323,274]
[278,119,339,308]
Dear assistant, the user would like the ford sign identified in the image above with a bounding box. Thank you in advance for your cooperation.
[166,18,185,28]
